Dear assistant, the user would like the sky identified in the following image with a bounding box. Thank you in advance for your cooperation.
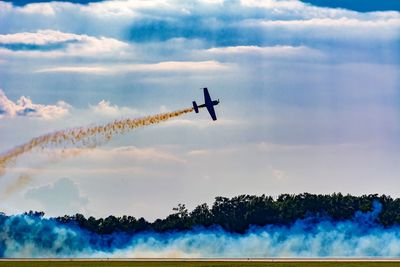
[0,0,399,221]
[301,0,400,12]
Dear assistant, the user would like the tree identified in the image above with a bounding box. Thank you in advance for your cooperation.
[48,193,400,235]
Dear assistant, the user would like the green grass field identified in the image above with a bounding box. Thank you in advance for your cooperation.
[0,261,399,267]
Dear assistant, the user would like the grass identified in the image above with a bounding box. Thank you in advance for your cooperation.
[0,261,399,267]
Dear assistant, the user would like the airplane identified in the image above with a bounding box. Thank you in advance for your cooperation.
[192,87,219,121]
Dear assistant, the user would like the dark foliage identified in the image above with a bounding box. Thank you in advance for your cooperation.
[47,193,400,235]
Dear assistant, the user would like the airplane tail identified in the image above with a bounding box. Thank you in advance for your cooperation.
[192,101,199,113]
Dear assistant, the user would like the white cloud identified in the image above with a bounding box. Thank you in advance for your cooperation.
[12,0,173,18]
[257,142,313,152]
[241,0,399,21]
[50,146,186,164]
[131,60,228,71]
[92,146,186,163]
[205,45,324,61]
[16,2,58,16]
[187,149,209,156]
[0,1,12,12]
[271,168,286,180]
[0,30,76,45]
[200,0,224,5]
[256,17,400,28]
[207,45,308,54]
[188,147,238,156]
[247,17,400,41]
[162,117,242,129]
[0,30,129,58]
[82,0,171,17]
[240,0,303,9]
[25,177,88,216]
[0,89,70,119]
[0,0,398,66]
[256,141,361,152]
[36,60,230,74]
[89,100,140,117]
[36,66,110,73]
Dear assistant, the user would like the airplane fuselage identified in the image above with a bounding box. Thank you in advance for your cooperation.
[197,100,219,109]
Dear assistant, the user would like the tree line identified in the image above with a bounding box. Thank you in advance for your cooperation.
[24,193,400,235]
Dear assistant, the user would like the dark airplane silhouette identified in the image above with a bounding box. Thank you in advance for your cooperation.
[193,87,219,121]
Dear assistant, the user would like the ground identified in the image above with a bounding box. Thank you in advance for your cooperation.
[0,261,399,267]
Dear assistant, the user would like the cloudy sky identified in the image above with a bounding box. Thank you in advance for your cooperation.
[0,0,399,220]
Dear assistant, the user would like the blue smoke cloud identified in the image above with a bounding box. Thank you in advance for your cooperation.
[1,202,400,258]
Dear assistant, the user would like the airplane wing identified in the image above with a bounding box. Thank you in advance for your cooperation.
[206,105,217,121]
[203,88,212,106]
[203,87,217,120]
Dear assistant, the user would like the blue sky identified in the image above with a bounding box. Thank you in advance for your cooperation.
[301,0,400,12]
[0,0,399,220]
[8,0,103,5]
[7,0,400,11]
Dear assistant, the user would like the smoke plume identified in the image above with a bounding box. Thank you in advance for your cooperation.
[1,202,400,257]
[0,108,194,179]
